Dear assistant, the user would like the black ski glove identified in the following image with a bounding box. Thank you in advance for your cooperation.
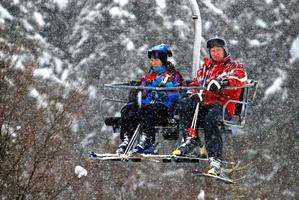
[207,79,229,92]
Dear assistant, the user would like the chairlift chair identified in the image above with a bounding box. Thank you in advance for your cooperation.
[102,79,258,142]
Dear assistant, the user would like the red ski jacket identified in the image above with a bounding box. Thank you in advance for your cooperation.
[188,56,247,118]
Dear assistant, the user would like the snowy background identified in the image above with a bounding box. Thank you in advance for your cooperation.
[0,0,298,199]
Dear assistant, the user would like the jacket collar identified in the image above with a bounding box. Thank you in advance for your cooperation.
[152,66,167,74]
[211,55,231,65]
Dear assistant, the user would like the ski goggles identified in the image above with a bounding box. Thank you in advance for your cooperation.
[148,50,167,60]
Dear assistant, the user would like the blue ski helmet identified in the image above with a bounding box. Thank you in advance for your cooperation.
[207,37,228,57]
[148,43,172,63]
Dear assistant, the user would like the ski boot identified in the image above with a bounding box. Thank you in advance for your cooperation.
[198,145,207,158]
[207,157,222,176]
[116,136,130,154]
[132,134,158,154]
[172,128,198,156]
[172,136,198,156]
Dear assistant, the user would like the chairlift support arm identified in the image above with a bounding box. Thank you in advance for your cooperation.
[187,0,202,77]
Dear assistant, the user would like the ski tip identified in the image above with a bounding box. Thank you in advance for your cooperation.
[192,170,235,184]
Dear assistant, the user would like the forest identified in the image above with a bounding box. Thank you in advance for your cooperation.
[0,0,298,199]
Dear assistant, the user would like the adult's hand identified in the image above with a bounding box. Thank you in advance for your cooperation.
[207,79,229,92]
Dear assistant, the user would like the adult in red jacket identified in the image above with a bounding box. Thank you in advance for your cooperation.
[172,37,247,176]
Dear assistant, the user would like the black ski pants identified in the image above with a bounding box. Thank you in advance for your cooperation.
[178,97,230,160]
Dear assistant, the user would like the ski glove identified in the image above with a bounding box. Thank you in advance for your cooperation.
[207,79,229,92]
[150,91,168,101]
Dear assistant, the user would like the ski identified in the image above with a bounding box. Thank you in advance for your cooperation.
[192,169,235,184]
[88,151,210,162]
[88,152,236,165]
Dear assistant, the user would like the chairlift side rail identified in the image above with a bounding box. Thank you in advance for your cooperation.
[100,98,128,121]
[100,98,127,110]
[222,99,248,128]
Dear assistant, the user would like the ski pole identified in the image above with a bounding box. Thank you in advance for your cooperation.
[190,102,209,158]
[124,124,141,155]
[191,102,200,129]
[176,101,200,149]
[124,91,143,155]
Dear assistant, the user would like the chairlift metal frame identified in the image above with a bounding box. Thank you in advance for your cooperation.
[101,80,258,133]
[100,0,258,138]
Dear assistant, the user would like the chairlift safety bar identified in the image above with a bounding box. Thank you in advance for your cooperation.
[104,82,256,91]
